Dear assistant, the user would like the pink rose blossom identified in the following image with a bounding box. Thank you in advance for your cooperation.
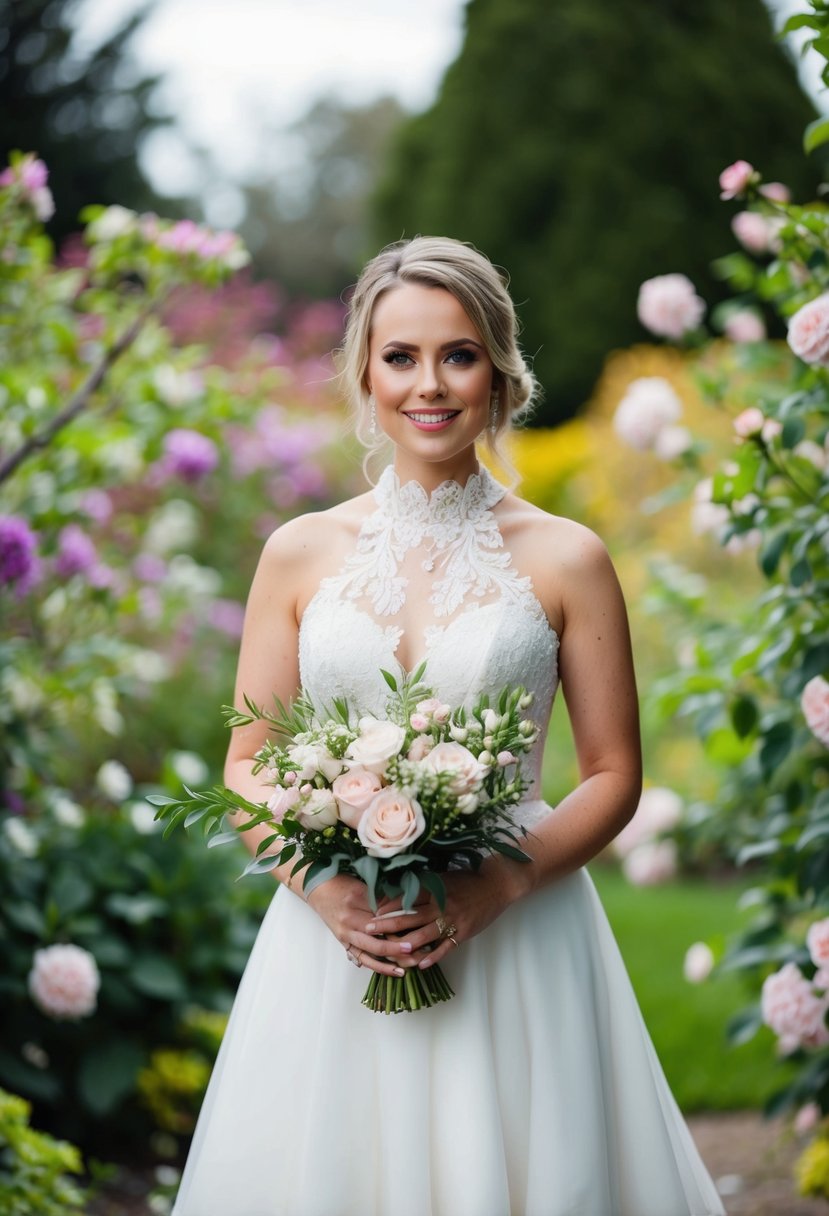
[637,274,705,339]
[788,293,829,366]
[725,311,766,344]
[28,944,100,1020]
[613,787,684,859]
[331,767,383,829]
[802,677,829,748]
[407,735,434,762]
[409,713,430,732]
[761,962,829,1048]
[690,478,729,538]
[266,785,300,823]
[415,697,451,724]
[357,787,426,859]
[733,407,765,438]
[760,181,791,204]
[761,418,783,443]
[731,211,774,254]
[683,942,715,983]
[795,1103,821,1135]
[794,440,827,472]
[808,919,829,970]
[613,377,683,452]
[719,160,755,200]
[422,741,486,796]
[622,840,678,886]
[814,968,829,991]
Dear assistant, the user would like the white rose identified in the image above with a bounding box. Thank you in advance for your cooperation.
[483,708,500,733]
[357,787,425,858]
[287,742,343,783]
[3,817,38,857]
[89,204,137,241]
[50,794,85,829]
[448,724,468,743]
[267,785,301,823]
[331,768,384,830]
[27,944,100,1020]
[296,788,339,831]
[456,792,480,815]
[346,717,406,775]
[422,742,486,796]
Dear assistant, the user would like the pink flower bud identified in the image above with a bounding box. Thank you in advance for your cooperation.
[409,713,430,732]
[794,1103,821,1135]
[284,770,298,785]
[733,407,765,438]
[496,750,517,767]
[724,311,766,344]
[731,211,772,254]
[719,160,755,200]
[759,181,791,204]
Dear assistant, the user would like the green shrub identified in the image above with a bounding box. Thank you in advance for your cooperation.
[0,1087,87,1216]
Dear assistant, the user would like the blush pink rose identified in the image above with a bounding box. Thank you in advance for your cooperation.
[621,840,678,886]
[409,713,430,732]
[422,741,486,796]
[795,1103,821,1135]
[731,211,774,254]
[808,919,829,969]
[802,677,829,748]
[613,377,683,451]
[788,293,829,366]
[331,767,383,830]
[357,787,425,858]
[637,275,705,339]
[407,735,434,762]
[415,697,451,725]
[653,425,692,460]
[346,717,406,775]
[719,160,755,200]
[28,944,100,1020]
[267,785,300,822]
[683,942,715,984]
[690,478,729,538]
[761,962,829,1048]
[733,407,766,438]
[760,181,791,203]
[725,312,766,344]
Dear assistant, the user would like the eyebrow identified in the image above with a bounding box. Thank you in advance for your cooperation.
[381,338,484,352]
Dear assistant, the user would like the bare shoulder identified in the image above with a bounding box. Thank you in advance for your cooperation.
[255,490,375,614]
[497,493,618,633]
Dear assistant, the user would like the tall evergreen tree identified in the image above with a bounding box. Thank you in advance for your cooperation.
[0,0,174,240]
[372,0,818,424]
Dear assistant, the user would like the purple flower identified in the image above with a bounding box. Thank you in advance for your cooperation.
[55,525,98,578]
[207,598,246,638]
[0,154,54,221]
[161,429,220,482]
[133,552,167,583]
[0,516,40,593]
[80,489,113,524]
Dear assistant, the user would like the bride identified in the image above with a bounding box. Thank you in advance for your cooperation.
[171,236,724,1215]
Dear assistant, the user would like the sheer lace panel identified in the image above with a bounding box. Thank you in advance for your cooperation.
[299,467,560,806]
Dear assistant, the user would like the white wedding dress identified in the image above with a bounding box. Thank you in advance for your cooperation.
[172,467,725,1216]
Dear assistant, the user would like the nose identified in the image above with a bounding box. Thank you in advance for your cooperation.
[417,361,447,400]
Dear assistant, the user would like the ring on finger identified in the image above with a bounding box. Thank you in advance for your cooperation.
[435,915,449,937]
[448,935,459,948]
[345,947,363,968]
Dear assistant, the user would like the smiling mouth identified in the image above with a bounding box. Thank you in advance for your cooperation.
[403,410,461,425]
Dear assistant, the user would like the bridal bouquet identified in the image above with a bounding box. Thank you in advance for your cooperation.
[149,664,538,1013]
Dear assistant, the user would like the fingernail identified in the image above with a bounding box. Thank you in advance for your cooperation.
[399,942,412,953]
[365,923,376,933]
[394,967,405,977]
[419,958,433,969]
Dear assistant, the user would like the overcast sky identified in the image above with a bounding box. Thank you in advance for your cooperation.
[75,0,469,210]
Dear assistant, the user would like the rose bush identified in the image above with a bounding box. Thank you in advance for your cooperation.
[608,0,829,1187]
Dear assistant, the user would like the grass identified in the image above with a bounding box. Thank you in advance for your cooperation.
[589,864,788,1113]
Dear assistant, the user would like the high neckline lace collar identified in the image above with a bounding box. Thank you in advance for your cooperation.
[374,464,507,523]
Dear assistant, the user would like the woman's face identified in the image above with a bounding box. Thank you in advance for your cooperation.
[365,283,495,465]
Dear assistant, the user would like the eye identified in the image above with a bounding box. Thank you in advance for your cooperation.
[382,350,413,367]
[445,348,477,365]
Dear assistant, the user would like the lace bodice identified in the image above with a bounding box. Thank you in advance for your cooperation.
[299,466,560,818]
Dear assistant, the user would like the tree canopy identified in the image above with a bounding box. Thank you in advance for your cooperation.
[372,0,819,424]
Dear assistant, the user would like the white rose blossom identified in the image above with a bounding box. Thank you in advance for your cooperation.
[346,717,406,775]
[96,760,133,802]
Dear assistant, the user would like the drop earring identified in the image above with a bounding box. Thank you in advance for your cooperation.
[368,393,377,438]
[489,391,500,434]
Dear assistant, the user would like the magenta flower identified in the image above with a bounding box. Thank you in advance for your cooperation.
[719,160,756,201]
[160,428,220,482]
[207,598,246,638]
[0,515,40,593]
[55,524,98,578]
[0,154,54,220]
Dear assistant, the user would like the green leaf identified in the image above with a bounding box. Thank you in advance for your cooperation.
[725,1006,762,1046]
[804,115,829,154]
[105,893,167,924]
[400,869,420,910]
[50,869,94,918]
[760,529,790,577]
[781,415,806,447]
[77,1040,145,1116]
[131,954,187,1000]
[737,840,780,865]
[492,840,532,863]
[353,855,380,908]
[803,643,829,683]
[383,852,429,871]
[760,720,794,778]
[145,793,180,807]
[302,856,343,898]
[380,669,398,692]
[731,696,759,739]
[780,13,822,35]
[790,558,812,587]
[206,830,241,849]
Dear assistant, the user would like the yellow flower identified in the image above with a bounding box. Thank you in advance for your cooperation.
[796,1136,829,1198]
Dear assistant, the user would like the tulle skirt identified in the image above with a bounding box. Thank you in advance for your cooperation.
[172,863,724,1216]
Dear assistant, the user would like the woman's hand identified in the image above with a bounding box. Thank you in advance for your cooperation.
[363,857,533,971]
[305,873,416,978]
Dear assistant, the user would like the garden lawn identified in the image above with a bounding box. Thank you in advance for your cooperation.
[590,865,784,1112]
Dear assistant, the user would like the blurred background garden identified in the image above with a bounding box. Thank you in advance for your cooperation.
[2,0,829,1211]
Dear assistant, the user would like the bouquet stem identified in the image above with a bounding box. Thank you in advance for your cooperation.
[361,964,454,1013]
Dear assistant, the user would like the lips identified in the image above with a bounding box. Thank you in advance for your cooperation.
[403,410,461,428]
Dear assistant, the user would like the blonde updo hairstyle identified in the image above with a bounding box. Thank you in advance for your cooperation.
[338,236,538,480]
